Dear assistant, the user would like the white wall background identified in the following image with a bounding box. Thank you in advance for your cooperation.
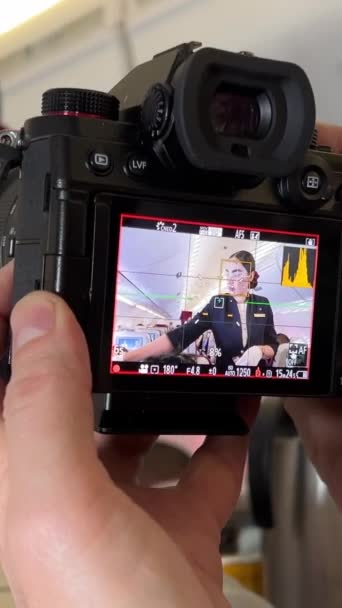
[0,0,341,128]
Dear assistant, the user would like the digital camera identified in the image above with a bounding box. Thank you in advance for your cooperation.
[1,41,342,435]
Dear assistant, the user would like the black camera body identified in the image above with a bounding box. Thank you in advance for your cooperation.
[1,42,342,435]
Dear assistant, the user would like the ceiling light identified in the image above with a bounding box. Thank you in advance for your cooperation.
[0,0,62,36]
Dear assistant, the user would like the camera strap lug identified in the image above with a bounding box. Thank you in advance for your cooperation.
[0,143,22,182]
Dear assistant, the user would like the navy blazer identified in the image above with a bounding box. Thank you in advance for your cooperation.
[167,293,278,372]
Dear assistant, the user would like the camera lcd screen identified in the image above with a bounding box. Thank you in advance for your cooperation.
[110,213,319,381]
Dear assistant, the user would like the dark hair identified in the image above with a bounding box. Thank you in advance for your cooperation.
[228,250,258,289]
[277,333,290,344]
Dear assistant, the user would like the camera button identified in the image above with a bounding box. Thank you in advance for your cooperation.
[301,168,323,195]
[126,153,150,177]
[88,151,112,175]
[8,236,15,258]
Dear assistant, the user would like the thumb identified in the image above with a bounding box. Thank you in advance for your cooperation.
[3,291,98,495]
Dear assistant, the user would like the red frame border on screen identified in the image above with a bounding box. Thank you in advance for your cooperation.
[110,212,320,379]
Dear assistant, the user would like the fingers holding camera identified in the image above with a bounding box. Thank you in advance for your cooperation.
[0,262,14,545]
[95,433,158,484]
[285,397,342,509]
[178,397,259,534]
[3,290,103,499]
[316,122,342,152]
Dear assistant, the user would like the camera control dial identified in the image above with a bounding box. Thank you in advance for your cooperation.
[141,84,172,139]
[41,88,119,121]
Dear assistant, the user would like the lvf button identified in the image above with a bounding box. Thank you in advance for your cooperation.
[88,151,113,175]
[126,152,150,177]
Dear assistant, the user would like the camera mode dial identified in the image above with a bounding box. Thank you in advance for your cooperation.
[41,88,119,121]
[141,84,172,139]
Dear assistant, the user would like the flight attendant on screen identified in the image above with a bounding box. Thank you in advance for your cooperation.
[123,250,278,372]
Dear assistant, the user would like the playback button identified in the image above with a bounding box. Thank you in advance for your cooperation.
[88,151,113,175]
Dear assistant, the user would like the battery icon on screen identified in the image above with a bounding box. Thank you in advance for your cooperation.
[296,370,308,379]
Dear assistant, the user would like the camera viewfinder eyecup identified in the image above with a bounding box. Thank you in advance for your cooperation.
[112,43,315,178]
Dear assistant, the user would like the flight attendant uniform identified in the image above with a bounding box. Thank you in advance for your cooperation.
[167,293,278,373]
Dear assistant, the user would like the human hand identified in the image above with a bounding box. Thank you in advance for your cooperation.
[284,122,342,510]
[0,261,259,608]
[234,345,263,367]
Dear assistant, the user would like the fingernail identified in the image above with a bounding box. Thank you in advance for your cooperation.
[12,302,56,354]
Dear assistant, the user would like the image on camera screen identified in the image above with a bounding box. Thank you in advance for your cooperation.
[110,214,319,380]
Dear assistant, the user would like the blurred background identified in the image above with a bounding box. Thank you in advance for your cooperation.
[1,0,342,128]
[1,2,342,607]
